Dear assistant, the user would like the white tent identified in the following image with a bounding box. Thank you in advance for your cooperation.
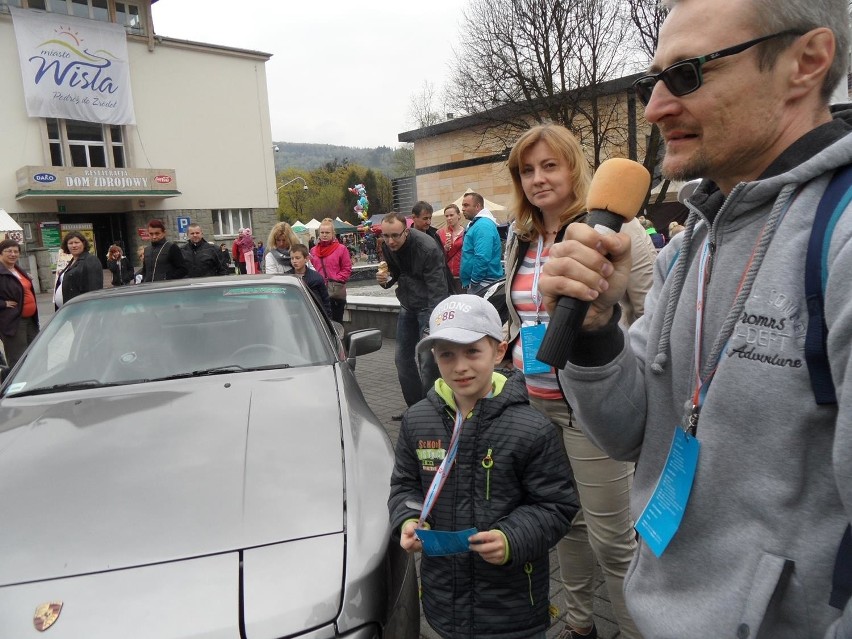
[430,190,508,229]
[0,209,23,242]
[0,209,23,232]
[304,219,322,229]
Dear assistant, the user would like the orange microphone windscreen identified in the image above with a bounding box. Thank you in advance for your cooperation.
[585,158,651,222]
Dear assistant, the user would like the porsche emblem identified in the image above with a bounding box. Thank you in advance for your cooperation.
[33,601,63,632]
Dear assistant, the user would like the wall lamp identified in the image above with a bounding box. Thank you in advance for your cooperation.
[278,176,308,191]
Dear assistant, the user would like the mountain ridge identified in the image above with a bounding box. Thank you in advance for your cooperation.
[273,141,398,175]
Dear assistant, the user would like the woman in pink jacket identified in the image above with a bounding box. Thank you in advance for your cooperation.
[310,218,352,322]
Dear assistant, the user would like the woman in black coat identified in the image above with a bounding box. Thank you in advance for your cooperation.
[0,238,39,367]
[106,244,134,287]
[54,231,103,309]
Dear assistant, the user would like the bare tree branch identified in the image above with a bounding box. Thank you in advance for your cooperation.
[408,81,443,128]
[447,0,635,165]
[627,0,667,62]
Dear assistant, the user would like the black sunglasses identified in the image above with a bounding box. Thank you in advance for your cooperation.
[633,30,803,106]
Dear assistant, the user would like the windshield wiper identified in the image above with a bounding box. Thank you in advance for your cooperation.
[160,364,294,380]
[7,380,106,397]
[243,363,293,371]
[161,365,247,380]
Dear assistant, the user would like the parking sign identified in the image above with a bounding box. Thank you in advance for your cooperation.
[177,216,191,240]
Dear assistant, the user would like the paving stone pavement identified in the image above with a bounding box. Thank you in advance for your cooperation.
[353,336,622,639]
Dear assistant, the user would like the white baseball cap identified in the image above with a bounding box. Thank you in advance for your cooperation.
[417,294,504,353]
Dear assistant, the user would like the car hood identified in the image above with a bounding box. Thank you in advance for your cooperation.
[0,537,345,638]
[0,367,345,587]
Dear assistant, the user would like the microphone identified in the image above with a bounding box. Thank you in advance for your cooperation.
[535,158,651,369]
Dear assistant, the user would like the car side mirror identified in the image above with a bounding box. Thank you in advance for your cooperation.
[345,329,382,369]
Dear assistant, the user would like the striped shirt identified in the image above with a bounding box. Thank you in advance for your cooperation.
[510,241,562,400]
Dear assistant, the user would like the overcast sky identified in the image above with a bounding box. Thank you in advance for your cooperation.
[151,0,467,149]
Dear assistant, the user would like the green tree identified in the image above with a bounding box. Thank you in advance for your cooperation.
[277,161,395,225]
[276,169,311,222]
[391,145,415,178]
[303,184,346,221]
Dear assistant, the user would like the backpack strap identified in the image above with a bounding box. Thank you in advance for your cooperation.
[805,164,852,611]
[831,525,852,610]
[804,164,852,405]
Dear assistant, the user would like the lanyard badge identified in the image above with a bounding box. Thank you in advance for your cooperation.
[521,236,552,375]
[635,427,700,557]
[635,239,715,557]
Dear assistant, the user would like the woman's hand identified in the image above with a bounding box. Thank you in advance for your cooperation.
[5,300,18,308]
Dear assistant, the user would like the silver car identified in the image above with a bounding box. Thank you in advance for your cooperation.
[0,275,419,638]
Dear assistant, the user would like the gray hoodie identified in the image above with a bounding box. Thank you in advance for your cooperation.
[558,111,852,638]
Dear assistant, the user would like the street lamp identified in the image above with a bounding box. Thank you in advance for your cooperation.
[277,176,308,191]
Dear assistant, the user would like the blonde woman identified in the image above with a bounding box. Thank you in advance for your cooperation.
[504,124,655,639]
[309,218,351,322]
[265,222,300,274]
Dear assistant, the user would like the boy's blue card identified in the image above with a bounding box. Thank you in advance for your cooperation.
[416,528,478,556]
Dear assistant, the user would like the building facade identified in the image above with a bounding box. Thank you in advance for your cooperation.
[397,75,657,221]
[1,0,277,289]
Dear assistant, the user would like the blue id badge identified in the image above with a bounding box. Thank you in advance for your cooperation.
[635,428,700,557]
[416,528,478,556]
[520,323,551,375]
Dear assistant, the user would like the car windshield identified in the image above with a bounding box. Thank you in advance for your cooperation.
[3,283,334,397]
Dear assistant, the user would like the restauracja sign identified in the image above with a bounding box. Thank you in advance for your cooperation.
[10,7,136,125]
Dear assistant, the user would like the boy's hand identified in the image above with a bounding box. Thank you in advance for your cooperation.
[469,529,507,565]
[400,520,423,553]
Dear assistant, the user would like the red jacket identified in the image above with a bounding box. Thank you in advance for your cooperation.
[310,240,352,283]
[438,227,464,277]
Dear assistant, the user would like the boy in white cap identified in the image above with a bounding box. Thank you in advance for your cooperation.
[388,294,578,639]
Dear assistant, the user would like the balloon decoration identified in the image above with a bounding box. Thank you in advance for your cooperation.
[349,183,369,222]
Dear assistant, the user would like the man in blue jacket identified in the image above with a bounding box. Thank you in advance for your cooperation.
[460,192,504,294]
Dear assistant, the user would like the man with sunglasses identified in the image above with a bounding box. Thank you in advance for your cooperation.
[377,212,449,416]
[538,0,852,637]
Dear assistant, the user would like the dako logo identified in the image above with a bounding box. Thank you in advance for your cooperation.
[154,175,172,184]
[33,173,56,183]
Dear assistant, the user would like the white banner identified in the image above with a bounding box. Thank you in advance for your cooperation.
[11,7,136,125]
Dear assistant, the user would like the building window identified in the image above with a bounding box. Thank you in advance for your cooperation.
[115,1,142,35]
[46,119,126,169]
[11,1,145,36]
[214,210,253,237]
[47,119,64,166]
[110,125,125,168]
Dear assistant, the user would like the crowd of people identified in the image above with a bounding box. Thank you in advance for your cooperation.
[2,1,850,636]
[385,1,852,638]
